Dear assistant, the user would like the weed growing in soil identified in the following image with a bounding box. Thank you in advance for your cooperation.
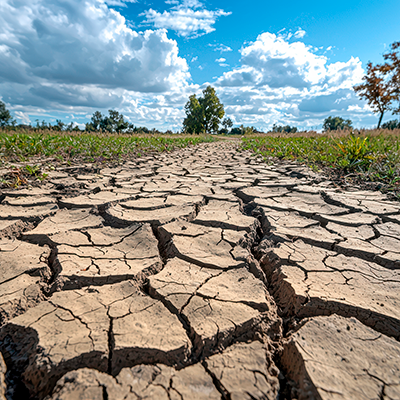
[242,129,400,195]
[0,165,49,188]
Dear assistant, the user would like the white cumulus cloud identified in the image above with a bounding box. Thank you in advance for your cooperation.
[214,32,367,130]
[0,1,376,132]
[0,0,190,115]
[141,1,231,38]
[217,32,363,90]
[293,28,306,39]
[210,43,233,52]
[104,0,137,7]
[0,0,189,92]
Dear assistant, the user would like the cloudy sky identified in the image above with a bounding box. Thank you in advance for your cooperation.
[1,0,399,131]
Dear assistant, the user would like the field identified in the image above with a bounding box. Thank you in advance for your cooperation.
[0,130,217,163]
[2,128,400,196]
[1,129,400,399]
[242,129,400,196]
[0,129,216,188]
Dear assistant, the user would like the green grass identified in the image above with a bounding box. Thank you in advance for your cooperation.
[0,130,216,163]
[241,132,400,190]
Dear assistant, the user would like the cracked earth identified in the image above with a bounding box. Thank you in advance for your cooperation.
[0,140,399,399]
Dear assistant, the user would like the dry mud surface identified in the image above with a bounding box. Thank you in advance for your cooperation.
[0,140,400,400]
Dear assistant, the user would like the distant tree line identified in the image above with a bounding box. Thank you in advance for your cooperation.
[381,119,400,129]
[322,116,352,131]
[0,102,165,134]
[85,110,131,133]
[270,124,298,133]
[269,115,400,133]
[268,118,353,133]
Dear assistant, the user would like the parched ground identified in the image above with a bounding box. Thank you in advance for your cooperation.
[0,139,399,400]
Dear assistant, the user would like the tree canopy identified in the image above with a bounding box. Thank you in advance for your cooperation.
[381,119,400,130]
[323,116,353,131]
[86,109,131,133]
[354,42,400,128]
[383,42,400,115]
[354,62,397,129]
[183,86,225,134]
[0,101,15,127]
[183,95,203,134]
[271,124,298,134]
[222,117,233,130]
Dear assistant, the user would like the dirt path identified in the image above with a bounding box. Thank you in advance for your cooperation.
[0,140,399,399]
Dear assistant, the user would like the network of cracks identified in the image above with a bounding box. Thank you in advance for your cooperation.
[0,141,399,400]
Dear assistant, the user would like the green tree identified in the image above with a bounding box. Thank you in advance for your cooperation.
[107,110,129,133]
[222,117,233,130]
[199,86,225,133]
[86,110,130,133]
[54,120,65,131]
[0,101,15,127]
[65,122,81,132]
[91,111,104,130]
[230,125,255,135]
[323,116,353,131]
[183,86,225,134]
[271,124,298,133]
[381,119,400,130]
[35,119,49,129]
[183,94,203,134]
[230,127,242,135]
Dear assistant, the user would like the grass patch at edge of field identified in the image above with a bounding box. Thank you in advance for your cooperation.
[0,130,217,163]
[0,130,218,188]
[241,131,400,194]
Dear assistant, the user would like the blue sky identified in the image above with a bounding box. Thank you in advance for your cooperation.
[0,0,399,131]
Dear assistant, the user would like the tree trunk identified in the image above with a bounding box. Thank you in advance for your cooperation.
[377,111,384,129]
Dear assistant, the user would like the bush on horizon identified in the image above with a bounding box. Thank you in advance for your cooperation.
[323,116,353,131]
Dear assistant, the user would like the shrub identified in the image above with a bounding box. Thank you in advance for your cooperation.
[271,124,298,133]
[381,119,400,130]
[230,127,242,135]
[323,116,353,131]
